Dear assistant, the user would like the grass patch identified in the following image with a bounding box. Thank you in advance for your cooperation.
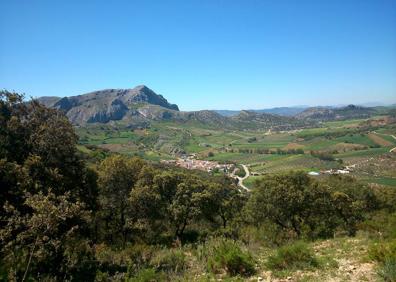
[127,268,166,282]
[199,238,256,277]
[369,239,396,281]
[266,241,319,271]
[362,177,396,187]
[150,248,187,274]
[377,259,396,282]
[368,133,393,147]
[369,239,396,264]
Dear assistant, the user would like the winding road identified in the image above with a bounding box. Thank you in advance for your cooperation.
[230,132,395,190]
[231,164,250,191]
[389,135,396,153]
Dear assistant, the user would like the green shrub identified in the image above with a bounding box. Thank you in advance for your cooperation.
[127,268,166,282]
[205,238,255,276]
[377,259,396,282]
[369,240,396,263]
[359,212,396,239]
[95,243,157,279]
[238,224,288,248]
[266,241,319,271]
[150,248,186,273]
[235,165,246,178]
[369,240,396,282]
[95,270,110,282]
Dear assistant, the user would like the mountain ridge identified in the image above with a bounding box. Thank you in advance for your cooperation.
[296,104,375,121]
[37,85,179,125]
[215,106,308,117]
[37,85,391,130]
[37,85,309,130]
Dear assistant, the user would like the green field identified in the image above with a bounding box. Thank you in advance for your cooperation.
[361,176,396,187]
[76,117,396,187]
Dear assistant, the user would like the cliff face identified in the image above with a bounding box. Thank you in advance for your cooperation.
[38,85,179,125]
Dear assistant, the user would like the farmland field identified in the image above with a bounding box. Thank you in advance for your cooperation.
[77,116,396,188]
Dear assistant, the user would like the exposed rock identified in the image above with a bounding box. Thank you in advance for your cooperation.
[37,85,179,124]
[35,85,322,130]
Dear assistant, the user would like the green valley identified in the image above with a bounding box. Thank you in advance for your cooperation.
[76,114,396,189]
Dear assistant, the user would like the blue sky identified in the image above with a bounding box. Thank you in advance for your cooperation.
[1,0,395,110]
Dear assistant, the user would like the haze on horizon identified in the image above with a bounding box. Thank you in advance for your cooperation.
[1,0,395,111]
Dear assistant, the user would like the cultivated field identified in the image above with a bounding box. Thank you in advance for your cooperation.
[77,116,396,188]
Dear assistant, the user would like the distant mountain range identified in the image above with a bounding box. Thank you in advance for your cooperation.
[37,85,394,129]
[215,103,394,117]
[295,105,376,121]
[215,107,308,117]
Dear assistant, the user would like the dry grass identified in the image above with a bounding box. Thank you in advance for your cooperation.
[99,143,139,152]
[368,133,393,147]
[251,236,377,282]
[327,142,367,152]
[283,143,305,150]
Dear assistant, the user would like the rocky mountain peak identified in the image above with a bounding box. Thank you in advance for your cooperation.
[37,85,179,124]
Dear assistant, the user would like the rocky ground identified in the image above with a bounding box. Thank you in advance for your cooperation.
[249,236,377,282]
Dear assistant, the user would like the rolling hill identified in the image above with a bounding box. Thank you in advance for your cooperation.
[215,106,308,117]
[38,86,392,131]
[37,85,311,130]
[296,105,375,121]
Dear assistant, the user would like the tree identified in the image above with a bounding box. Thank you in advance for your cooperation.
[201,183,246,229]
[246,171,310,237]
[245,171,374,239]
[325,175,377,236]
[130,171,241,242]
[97,155,144,246]
[0,191,92,281]
[0,91,98,211]
[129,170,183,243]
[168,178,207,240]
[0,91,97,280]
[0,90,31,163]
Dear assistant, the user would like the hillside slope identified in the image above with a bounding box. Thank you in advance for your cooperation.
[296,105,375,121]
[37,85,311,130]
[37,85,179,125]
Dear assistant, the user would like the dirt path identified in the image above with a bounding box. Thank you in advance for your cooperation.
[372,131,396,152]
[230,164,250,191]
[390,134,396,152]
[238,164,250,191]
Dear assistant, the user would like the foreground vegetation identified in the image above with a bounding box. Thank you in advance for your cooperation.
[1,90,396,281]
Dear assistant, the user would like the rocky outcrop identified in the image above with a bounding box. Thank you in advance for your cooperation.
[37,85,179,124]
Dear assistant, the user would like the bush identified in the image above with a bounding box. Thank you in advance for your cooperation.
[203,238,255,276]
[235,165,246,178]
[246,172,355,240]
[150,248,186,274]
[377,259,396,282]
[127,268,166,282]
[369,240,396,264]
[359,212,396,239]
[369,240,396,282]
[0,262,7,282]
[310,151,335,161]
[266,241,319,271]
[95,243,157,278]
